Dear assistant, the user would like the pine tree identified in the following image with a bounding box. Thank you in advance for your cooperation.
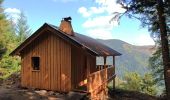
[120,72,157,95]
[0,0,20,78]
[149,47,164,86]
[0,0,7,58]
[115,0,170,97]
[141,73,157,95]
[16,12,31,44]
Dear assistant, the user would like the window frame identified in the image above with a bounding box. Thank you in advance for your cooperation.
[31,56,40,71]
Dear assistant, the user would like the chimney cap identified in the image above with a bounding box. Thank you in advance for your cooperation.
[63,16,72,22]
[59,16,74,36]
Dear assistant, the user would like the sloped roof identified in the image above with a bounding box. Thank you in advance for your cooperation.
[10,23,121,56]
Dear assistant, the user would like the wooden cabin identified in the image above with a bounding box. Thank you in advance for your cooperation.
[11,17,121,96]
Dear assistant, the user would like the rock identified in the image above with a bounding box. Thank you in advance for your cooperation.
[48,96,58,100]
[66,91,88,100]
[48,91,55,95]
[18,89,27,92]
[26,91,34,95]
[2,72,21,87]
[35,90,47,96]
[0,79,3,85]
[54,92,60,96]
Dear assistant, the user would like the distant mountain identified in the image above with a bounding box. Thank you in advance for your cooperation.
[97,39,155,78]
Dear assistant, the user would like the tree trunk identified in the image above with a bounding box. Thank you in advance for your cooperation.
[157,0,170,98]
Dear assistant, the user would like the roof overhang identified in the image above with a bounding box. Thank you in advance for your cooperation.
[10,23,121,57]
[10,23,99,56]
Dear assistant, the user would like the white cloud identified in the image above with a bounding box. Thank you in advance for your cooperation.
[77,0,154,45]
[95,0,125,14]
[82,15,118,40]
[78,7,91,17]
[86,28,114,39]
[133,34,155,45]
[78,0,125,17]
[5,8,21,14]
[82,15,118,29]
[90,7,105,14]
[4,8,21,24]
[78,6,105,17]
[78,0,126,40]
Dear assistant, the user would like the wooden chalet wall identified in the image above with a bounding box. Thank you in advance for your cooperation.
[71,45,97,89]
[21,31,71,92]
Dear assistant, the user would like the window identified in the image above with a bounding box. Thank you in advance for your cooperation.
[32,57,40,70]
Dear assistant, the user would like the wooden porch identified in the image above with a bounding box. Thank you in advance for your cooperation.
[87,65,115,94]
[75,65,115,98]
[72,55,116,99]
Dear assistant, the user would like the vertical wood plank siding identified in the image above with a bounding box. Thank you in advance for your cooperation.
[71,46,86,89]
[71,46,97,89]
[21,31,71,92]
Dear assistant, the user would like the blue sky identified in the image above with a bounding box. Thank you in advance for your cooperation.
[3,0,154,45]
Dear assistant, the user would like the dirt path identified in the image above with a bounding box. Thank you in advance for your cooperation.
[0,86,88,100]
[0,87,57,100]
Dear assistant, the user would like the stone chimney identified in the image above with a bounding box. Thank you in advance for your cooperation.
[59,17,74,36]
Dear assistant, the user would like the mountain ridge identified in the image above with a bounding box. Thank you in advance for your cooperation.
[96,39,155,78]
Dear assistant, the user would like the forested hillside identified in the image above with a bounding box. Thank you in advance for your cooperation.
[97,39,155,78]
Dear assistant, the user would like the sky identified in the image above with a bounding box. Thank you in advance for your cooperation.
[3,0,155,46]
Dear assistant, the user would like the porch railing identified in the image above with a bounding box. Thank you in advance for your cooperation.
[96,65,112,70]
[87,66,115,94]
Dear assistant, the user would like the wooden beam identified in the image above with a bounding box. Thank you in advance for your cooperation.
[107,74,116,83]
[113,56,115,66]
[112,56,115,89]
[86,54,92,92]
[103,56,108,95]
[104,56,106,69]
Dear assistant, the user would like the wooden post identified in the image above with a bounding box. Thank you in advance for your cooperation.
[112,56,115,89]
[86,55,90,92]
[103,56,108,96]
[104,56,107,82]
[104,56,106,68]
